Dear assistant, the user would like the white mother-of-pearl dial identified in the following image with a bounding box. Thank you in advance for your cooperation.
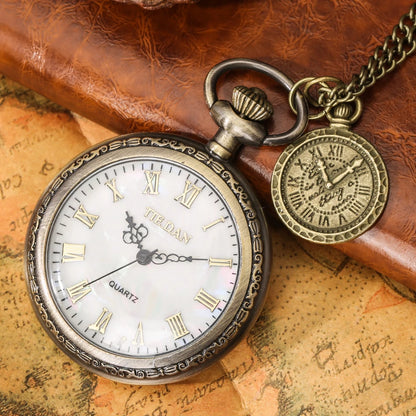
[46,157,241,357]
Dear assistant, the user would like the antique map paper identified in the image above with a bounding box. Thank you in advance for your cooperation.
[1,75,416,416]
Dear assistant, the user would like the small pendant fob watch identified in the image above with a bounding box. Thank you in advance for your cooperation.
[272,84,389,244]
[25,60,307,384]
[272,3,415,244]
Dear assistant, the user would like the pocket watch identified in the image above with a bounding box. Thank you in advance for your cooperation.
[271,100,389,244]
[25,59,307,384]
[271,3,415,244]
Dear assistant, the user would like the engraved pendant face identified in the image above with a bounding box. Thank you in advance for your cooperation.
[25,134,270,384]
[271,126,389,244]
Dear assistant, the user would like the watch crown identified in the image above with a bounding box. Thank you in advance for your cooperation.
[232,86,273,121]
[332,103,353,120]
[327,101,362,128]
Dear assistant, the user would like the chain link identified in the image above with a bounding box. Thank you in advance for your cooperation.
[317,2,416,109]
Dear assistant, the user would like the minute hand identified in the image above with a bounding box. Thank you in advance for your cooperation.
[331,159,364,186]
[316,159,331,183]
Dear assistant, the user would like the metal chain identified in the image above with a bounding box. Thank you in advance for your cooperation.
[317,2,416,109]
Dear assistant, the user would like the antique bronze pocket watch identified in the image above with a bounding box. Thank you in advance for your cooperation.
[25,60,307,384]
[271,99,389,243]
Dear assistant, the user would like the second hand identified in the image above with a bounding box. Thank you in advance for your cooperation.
[86,259,137,286]
[85,252,210,287]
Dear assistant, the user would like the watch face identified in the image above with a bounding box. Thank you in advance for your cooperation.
[26,134,269,383]
[271,127,388,243]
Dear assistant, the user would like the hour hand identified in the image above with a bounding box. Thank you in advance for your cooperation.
[122,211,149,247]
[316,158,333,189]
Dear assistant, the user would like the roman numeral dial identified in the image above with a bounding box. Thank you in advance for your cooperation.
[46,155,242,358]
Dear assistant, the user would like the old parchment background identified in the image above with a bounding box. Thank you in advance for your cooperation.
[1,75,416,416]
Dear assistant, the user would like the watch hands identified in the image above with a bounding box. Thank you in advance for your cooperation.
[316,158,333,189]
[331,158,363,186]
[122,212,208,266]
[315,158,364,189]
[86,248,208,287]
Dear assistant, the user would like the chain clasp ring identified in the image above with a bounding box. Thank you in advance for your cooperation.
[204,58,309,151]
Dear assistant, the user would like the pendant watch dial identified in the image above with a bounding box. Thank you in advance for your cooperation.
[25,134,269,383]
[271,126,389,243]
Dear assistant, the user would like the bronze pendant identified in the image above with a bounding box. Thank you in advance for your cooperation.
[271,104,389,244]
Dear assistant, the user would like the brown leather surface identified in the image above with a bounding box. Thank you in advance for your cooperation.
[0,0,416,289]
[110,0,199,9]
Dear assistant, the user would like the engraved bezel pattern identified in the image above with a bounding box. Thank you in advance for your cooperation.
[271,127,389,244]
[25,133,270,384]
